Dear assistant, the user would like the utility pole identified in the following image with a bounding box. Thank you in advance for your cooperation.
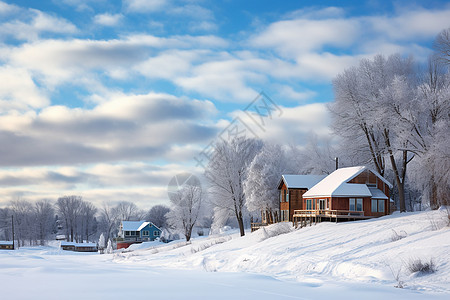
[11,215,15,250]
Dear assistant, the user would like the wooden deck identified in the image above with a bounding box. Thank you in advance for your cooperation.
[292,209,373,228]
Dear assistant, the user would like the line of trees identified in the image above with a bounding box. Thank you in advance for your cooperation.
[0,197,171,246]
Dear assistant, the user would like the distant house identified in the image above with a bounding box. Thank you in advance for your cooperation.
[117,221,161,249]
[295,166,392,225]
[278,175,327,222]
[60,242,97,252]
[0,241,14,250]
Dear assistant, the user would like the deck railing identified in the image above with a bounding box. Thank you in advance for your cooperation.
[292,209,368,228]
[293,209,365,217]
[250,222,270,232]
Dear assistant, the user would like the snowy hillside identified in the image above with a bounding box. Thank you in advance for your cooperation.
[114,209,450,293]
[0,210,449,299]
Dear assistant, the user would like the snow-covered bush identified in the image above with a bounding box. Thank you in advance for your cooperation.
[253,222,293,241]
[390,229,407,242]
[407,258,437,275]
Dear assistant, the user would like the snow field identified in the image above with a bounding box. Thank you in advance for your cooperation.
[115,210,450,293]
[0,210,448,299]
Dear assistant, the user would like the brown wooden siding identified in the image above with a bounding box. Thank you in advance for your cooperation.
[288,188,307,221]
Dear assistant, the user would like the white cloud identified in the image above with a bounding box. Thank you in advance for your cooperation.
[0,92,218,166]
[250,18,359,57]
[367,8,450,41]
[275,85,316,102]
[124,0,170,13]
[93,13,123,26]
[0,1,20,15]
[231,103,332,144]
[0,8,77,41]
[0,66,49,111]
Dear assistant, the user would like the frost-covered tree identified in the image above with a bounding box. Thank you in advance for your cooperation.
[106,239,113,254]
[401,57,450,208]
[166,178,202,242]
[206,137,263,236]
[332,54,416,212]
[98,233,106,252]
[244,143,293,223]
[146,205,170,229]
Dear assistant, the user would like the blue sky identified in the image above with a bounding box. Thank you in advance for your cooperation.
[0,0,449,208]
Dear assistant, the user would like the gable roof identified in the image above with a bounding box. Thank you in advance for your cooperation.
[278,174,327,190]
[121,221,161,231]
[303,166,391,198]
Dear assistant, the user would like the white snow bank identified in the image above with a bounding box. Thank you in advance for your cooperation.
[115,210,450,294]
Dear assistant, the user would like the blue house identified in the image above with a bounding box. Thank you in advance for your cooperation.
[117,221,161,249]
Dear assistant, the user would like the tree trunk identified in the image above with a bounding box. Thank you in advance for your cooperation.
[237,211,245,237]
[430,176,438,209]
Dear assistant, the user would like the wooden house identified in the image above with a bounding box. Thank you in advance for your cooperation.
[278,175,327,222]
[295,166,392,225]
[117,221,161,249]
[60,242,97,252]
[0,241,14,250]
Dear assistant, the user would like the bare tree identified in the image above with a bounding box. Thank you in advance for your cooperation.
[10,199,33,246]
[166,182,202,242]
[0,208,11,241]
[146,205,170,229]
[433,27,450,66]
[206,137,263,236]
[115,201,144,221]
[34,200,55,245]
[56,195,82,242]
[79,201,97,242]
[99,202,119,240]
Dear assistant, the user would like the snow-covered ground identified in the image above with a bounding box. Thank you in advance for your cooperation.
[1,210,449,299]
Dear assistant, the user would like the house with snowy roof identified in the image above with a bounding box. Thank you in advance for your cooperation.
[278,174,327,222]
[0,241,14,250]
[292,166,392,226]
[60,241,97,252]
[277,166,393,226]
[117,221,161,249]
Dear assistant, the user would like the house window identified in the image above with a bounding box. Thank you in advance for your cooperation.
[142,230,149,236]
[319,199,326,210]
[306,199,312,210]
[281,210,289,221]
[153,231,160,236]
[286,190,289,203]
[349,198,363,211]
[372,199,385,213]
[125,231,130,236]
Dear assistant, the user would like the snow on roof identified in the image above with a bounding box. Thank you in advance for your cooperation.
[0,241,13,245]
[60,242,96,247]
[279,174,327,189]
[122,221,149,231]
[369,187,388,200]
[303,166,384,198]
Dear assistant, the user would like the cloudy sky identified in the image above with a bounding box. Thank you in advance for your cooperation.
[0,0,449,209]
